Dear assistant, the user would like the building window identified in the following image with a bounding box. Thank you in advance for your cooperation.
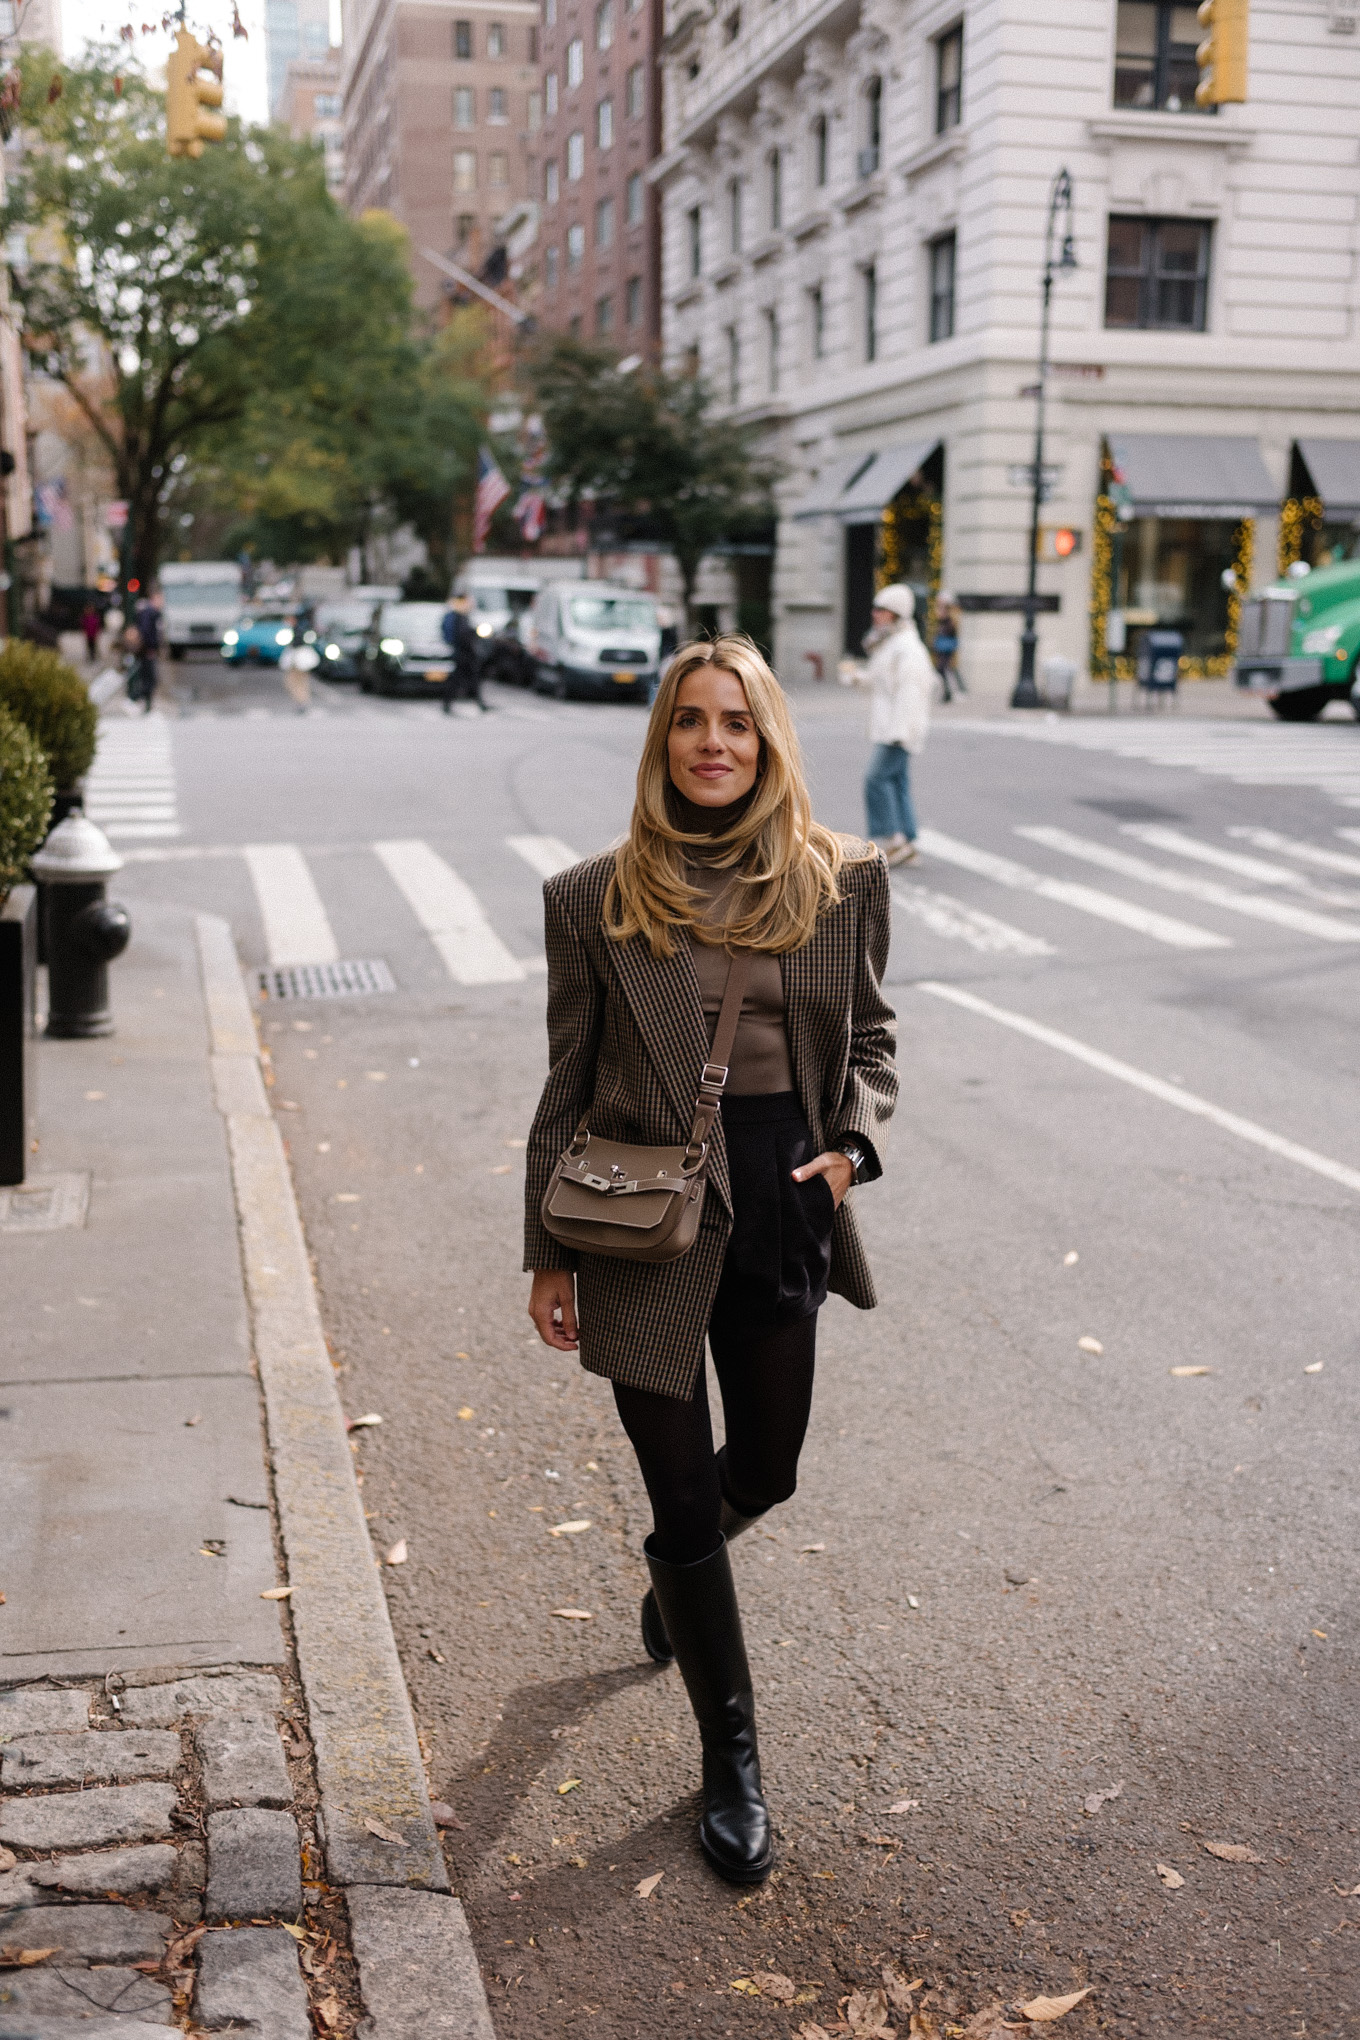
[812,111,828,187]
[726,324,740,403]
[627,170,644,224]
[595,0,613,48]
[486,20,504,56]
[529,25,538,60]
[687,204,701,277]
[545,242,560,286]
[1114,1,1204,111]
[863,261,877,361]
[314,92,341,116]
[626,62,644,117]
[456,211,475,243]
[567,221,585,267]
[528,90,542,129]
[596,194,614,246]
[545,71,558,115]
[858,75,881,177]
[728,176,742,254]
[566,130,585,177]
[1105,214,1210,329]
[488,87,508,122]
[544,0,555,24]
[808,282,824,360]
[489,151,508,185]
[597,293,614,333]
[569,313,582,336]
[454,18,472,58]
[764,307,779,393]
[454,149,477,191]
[453,85,475,127]
[928,230,956,340]
[597,97,613,147]
[935,23,962,132]
[767,148,781,230]
[545,158,559,202]
[626,273,642,324]
[683,341,700,376]
[566,36,584,85]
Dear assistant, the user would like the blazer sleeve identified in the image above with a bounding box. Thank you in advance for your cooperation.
[523,878,606,1271]
[827,852,898,1181]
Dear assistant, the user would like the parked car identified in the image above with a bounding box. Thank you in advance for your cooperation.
[527,584,662,702]
[357,602,455,697]
[314,588,398,682]
[160,561,243,659]
[221,613,309,667]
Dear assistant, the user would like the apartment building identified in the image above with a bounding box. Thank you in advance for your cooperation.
[656,1,1360,694]
[343,0,541,300]
[534,0,663,345]
[281,50,346,193]
[268,0,334,115]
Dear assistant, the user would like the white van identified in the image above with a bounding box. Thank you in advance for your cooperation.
[527,582,662,703]
[453,558,584,685]
[158,561,244,658]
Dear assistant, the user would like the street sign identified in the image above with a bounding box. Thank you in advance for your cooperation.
[1006,462,1063,502]
[957,593,1062,614]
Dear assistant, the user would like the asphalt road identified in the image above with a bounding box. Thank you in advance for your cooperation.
[110,658,1360,2037]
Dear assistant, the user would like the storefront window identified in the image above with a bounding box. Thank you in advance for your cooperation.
[1114,515,1236,657]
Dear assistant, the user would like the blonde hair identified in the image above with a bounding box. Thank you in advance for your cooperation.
[605,635,863,957]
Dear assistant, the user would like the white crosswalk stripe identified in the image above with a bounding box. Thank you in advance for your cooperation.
[1018,825,1360,944]
[243,844,340,968]
[892,881,1055,957]
[374,839,526,985]
[916,828,1231,950]
[948,717,1360,806]
[85,716,180,839]
[1228,826,1360,879]
[1121,824,1360,909]
[506,835,583,879]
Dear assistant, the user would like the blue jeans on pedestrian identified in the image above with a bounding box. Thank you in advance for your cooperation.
[864,743,916,842]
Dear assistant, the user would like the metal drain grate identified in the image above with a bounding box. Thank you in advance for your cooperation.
[257,959,397,1001]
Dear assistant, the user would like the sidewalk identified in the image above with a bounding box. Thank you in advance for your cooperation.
[1,897,494,2036]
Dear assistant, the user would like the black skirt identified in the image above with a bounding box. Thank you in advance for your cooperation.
[712,1091,835,1328]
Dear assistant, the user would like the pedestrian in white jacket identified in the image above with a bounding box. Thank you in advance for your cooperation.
[861,583,934,866]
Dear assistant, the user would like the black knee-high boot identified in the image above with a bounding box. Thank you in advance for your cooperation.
[643,1535,773,1883]
[640,1451,761,1665]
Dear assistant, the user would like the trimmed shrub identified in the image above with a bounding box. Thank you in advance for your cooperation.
[0,640,99,790]
[0,704,55,902]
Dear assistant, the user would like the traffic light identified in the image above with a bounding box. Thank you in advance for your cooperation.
[1195,0,1248,106]
[166,29,227,157]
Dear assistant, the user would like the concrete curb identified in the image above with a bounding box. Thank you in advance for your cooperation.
[195,915,495,2040]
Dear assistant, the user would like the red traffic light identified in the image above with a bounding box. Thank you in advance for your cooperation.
[1053,528,1078,558]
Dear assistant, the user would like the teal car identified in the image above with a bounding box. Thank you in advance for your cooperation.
[1233,561,1360,722]
[221,613,313,667]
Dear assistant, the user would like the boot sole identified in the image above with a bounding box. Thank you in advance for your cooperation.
[700,1828,774,1885]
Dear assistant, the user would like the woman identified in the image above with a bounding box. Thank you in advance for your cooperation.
[862,583,935,866]
[525,636,897,1885]
[931,588,964,701]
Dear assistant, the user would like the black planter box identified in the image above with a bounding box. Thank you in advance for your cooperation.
[0,884,37,1186]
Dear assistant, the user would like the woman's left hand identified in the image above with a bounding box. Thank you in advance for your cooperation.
[792,1151,854,1209]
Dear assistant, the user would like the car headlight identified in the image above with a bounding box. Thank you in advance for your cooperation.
[276,628,294,645]
[222,630,238,646]
[475,621,494,637]
[380,637,405,655]
[324,643,341,659]
[1301,623,1343,654]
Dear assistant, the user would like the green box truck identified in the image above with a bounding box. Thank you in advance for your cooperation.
[1233,560,1360,721]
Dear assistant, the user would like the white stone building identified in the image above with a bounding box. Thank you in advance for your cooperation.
[654,0,1360,698]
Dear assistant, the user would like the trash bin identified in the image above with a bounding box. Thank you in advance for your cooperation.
[1137,629,1183,697]
[1042,657,1078,711]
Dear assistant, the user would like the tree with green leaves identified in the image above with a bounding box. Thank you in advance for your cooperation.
[526,337,778,620]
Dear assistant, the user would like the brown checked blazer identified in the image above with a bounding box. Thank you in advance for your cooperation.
[523,844,899,1400]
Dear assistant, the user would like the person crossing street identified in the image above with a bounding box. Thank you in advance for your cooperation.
[441,594,486,713]
[861,583,934,867]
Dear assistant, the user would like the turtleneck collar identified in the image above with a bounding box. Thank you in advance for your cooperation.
[669,784,758,844]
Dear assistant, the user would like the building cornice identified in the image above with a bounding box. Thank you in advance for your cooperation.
[895,127,967,182]
[1086,111,1254,157]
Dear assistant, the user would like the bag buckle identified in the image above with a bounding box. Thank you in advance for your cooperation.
[699,1062,728,1090]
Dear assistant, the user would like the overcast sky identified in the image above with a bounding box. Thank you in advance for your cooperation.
[57,0,274,126]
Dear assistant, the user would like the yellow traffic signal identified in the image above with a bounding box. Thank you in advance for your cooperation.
[166,29,227,157]
[1196,0,1248,106]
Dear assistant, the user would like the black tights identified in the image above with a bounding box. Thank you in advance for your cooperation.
[613,1312,818,1566]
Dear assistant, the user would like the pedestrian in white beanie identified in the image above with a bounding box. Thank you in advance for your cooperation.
[861,583,933,866]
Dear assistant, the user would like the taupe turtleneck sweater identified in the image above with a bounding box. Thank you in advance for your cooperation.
[675,791,795,1097]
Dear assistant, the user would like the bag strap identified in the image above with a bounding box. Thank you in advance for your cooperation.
[683,950,753,1168]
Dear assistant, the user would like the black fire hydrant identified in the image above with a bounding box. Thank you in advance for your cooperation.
[31,815,131,1038]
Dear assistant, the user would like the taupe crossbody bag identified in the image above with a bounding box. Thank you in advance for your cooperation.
[540,951,753,1265]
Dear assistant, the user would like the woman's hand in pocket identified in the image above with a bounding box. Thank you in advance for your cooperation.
[529,1269,579,1350]
[791,1151,854,1210]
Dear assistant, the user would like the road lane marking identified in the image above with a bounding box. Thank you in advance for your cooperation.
[892,882,1055,957]
[1122,824,1360,908]
[86,719,181,839]
[1228,827,1360,879]
[1018,825,1360,944]
[374,839,525,985]
[243,844,340,968]
[945,718,1360,805]
[916,829,1230,951]
[917,981,1360,1197]
[506,835,582,880]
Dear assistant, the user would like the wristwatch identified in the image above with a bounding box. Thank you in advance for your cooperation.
[836,1140,869,1186]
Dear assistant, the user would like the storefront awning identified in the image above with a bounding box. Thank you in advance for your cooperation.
[791,439,940,523]
[1294,439,1360,516]
[1106,434,1279,520]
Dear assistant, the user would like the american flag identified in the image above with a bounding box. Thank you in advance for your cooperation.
[513,489,546,543]
[472,448,511,554]
[35,477,74,533]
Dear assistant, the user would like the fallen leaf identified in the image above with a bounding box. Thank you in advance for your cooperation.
[1082,1780,1123,1815]
[0,1849,14,1872]
[1004,1568,1031,1587]
[755,1972,798,2002]
[84,1090,104,1101]
[491,1163,512,1174]
[0,1950,58,1967]
[1063,1250,1079,1265]
[861,1834,902,1848]
[1312,1629,1328,1640]
[429,1802,464,1829]
[636,1871,664,1899]
[316,1990,343,2031]
[1304,1362,1324,1374]
[184,1413,201,1427]
[845,1985,891,2032]
[457,1405,474,1418]
[427,1647,446,1663]
[362,1817,408,1846]
[909,2013,939,2038]
[260,1585,293,1600]
[276,1099,300,1111]
[1155,1863,1184,1888]
[1169,1365,1213,1377]
[385,1540,407,1565]
[798,2027,833,2040]
[280,1922,308,1942]
[347,1412,383,1430]
[962,2006,1010,2039]
[199,1540,226,1559]
[557,1778,582,1795]
[906,1594,920,1609]
[365,1071,388,1082]
[548,1519,592,1536]
[1077,1336,1103,1355]
[552,1608,592,1620]
[1204,1841,1262,1863]
[882,1967,923,2013]
[1009,1910,1031,1932]
[334,1192,360,1203]
[801,1542,826,1553]
[888,1799,921,1813]
[730,1979,762,1996]
[1016,1987,1093,2021]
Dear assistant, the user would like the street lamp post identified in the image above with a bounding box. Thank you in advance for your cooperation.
[1011,167,1077,710]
